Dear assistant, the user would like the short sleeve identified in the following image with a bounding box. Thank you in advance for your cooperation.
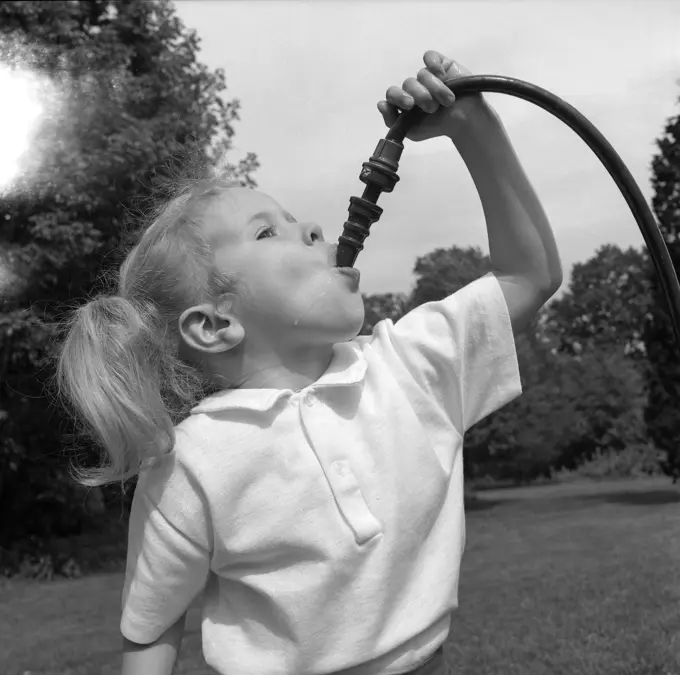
[120,446,212,644]
[374,272,522,434]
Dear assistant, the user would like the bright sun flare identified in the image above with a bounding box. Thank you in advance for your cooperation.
[0,65,45,192]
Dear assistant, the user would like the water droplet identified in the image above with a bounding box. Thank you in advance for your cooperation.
[291,275,333,328]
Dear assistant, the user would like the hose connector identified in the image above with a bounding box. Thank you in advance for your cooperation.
[360,138,404,193]
[336,138,405,268]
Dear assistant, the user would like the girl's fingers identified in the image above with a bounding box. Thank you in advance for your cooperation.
[381,51,461,125]
[385,84,415,111]
[401,76,438,113]
[417,68,456,107]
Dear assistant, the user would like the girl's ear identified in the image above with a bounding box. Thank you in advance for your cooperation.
[178,293,245,354]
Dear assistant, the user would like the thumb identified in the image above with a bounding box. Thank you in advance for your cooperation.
[423,50,447,78]
[377,100,399,127]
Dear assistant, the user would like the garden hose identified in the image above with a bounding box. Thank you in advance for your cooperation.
[335,75,680,347]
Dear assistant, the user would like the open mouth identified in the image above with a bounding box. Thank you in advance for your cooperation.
[329,245,360,287]
[336,266,361,286]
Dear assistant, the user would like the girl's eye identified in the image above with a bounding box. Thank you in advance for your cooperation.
[256,225,277,240]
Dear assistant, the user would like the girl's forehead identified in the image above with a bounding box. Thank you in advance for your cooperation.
[206,188,281,241]
[224,187,278,208]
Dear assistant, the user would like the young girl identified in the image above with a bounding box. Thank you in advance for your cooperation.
[57,51,562,675]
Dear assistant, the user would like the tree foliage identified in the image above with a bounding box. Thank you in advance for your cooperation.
[465,330,650,483]
[643,88,680,481]
[545,244,652,362]
[409,244,493,307]
[0,0,257,551]
[360,292,408,336]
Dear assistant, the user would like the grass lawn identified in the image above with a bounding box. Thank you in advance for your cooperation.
[2,477,679,675]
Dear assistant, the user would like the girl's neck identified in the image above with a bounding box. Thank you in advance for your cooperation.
[212,344,336,391]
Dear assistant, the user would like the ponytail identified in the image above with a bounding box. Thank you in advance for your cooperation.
[56,295,177,490]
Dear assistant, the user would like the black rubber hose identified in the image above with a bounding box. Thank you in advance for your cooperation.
[336,75,680,348]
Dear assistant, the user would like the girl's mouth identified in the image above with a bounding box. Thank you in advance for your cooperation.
[335,266,361,288]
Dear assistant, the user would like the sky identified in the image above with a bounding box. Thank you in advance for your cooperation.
[175,1,679,297]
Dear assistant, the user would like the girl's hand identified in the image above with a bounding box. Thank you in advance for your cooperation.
[377,50,492,143]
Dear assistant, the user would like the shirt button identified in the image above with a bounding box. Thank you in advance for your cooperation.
[304,394,314,407]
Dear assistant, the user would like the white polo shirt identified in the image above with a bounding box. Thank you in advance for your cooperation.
[121,272,522,675]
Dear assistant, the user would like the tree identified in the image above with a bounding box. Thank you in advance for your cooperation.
[409,244,493,308]
[643,86,680,481]
[0,0,258,558]
[544,244,652,363]
[360,292,408,335]
[554,347,651,469]
[465,336,650,483]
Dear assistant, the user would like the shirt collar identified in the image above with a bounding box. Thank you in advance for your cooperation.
[190,340,367,414]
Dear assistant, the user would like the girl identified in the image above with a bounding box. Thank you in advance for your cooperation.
[57,51,562,675]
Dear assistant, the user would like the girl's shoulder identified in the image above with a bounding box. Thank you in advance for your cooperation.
[138,414,213,480]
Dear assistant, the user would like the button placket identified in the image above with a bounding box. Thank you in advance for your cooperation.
[297,389,382,544]
[326,459,382,543]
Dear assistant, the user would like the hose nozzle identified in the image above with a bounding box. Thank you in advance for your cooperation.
[335,137,406,268]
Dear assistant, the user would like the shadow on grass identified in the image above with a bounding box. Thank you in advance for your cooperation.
[585,489,680,507]
[464,497,509,512]
[464,484,680,513]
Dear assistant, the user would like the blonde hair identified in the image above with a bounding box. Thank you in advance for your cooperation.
[54,164,242,493]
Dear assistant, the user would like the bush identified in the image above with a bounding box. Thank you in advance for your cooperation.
[552,443,664,482]
[0,515,128,580]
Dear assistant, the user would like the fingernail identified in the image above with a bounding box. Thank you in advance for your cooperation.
[404,95,414,107]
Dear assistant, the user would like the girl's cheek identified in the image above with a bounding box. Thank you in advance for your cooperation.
[281,261,310,286]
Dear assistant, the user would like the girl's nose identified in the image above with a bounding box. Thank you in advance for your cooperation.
[302,222,325,244]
